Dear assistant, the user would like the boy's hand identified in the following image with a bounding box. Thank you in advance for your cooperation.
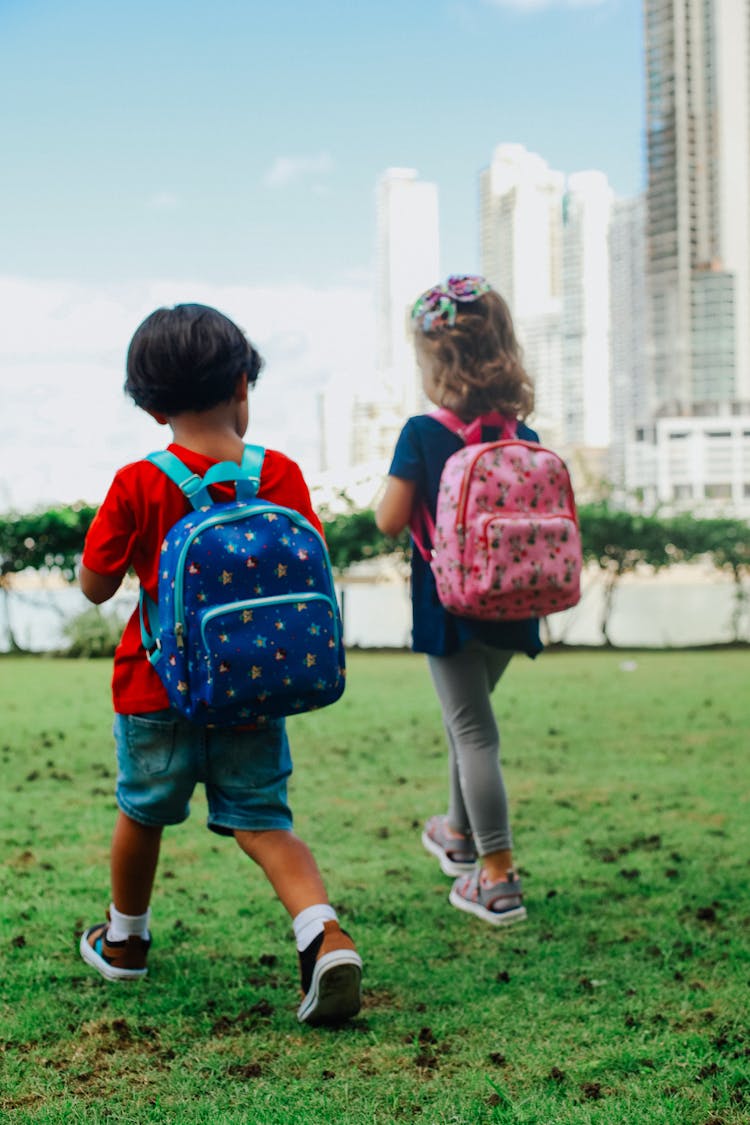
[79,564,122,604]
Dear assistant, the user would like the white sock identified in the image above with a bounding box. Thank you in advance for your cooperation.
[292,904,337,951]
[107,903,151,943]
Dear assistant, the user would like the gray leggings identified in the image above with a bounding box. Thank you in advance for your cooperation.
[427,641,514,856]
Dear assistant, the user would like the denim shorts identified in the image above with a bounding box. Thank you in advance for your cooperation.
[113,710,293,835]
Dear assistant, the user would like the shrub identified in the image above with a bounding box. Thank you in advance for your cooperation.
[62,605,124,658]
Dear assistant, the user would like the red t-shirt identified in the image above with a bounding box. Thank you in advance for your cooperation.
[82,443,324,714]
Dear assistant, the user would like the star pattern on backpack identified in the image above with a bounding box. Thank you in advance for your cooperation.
[140,446,346,725]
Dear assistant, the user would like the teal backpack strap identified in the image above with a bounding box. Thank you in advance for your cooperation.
[138,588,162,664]
[200,444,265,502]
[139,446,266,664]
[241,443,265,497]
[147,450,213,510]
[147,445,266,509]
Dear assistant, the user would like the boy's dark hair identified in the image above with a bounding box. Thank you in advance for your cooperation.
[125,303,263,415]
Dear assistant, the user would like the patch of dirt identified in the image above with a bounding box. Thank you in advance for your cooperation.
[361,988,395,1011]
[211,1000,274,1035]
[226,1062,262,1078]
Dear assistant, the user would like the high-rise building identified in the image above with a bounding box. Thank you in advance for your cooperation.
[351,168,439,467]
[645,0,750,412]
[562,171,613,450]
[635,0,750,514]
[480,145,565,440]
[609,196,649,490]
[375,168,440,414]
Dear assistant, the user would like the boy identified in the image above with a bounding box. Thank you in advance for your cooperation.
[78,303,362,1025]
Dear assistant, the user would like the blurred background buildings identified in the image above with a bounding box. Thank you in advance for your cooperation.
[339,0,750,518]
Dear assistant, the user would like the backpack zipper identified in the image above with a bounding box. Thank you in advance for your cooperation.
[454,441,578,534]
[478,510,579,553]
[454,440,530,533]
[199,591,341,649]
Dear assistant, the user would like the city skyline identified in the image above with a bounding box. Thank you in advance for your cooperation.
[2,0,643,507]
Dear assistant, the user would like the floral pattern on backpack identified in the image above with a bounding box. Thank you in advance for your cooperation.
[412,410,582,622]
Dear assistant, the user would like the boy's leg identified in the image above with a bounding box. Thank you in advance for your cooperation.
[207,719,361,1025]
[81,707,193,981]
[234,828,362,1025]
[233,828,327,916]
[111,809,163,915]
[80,812,161,980]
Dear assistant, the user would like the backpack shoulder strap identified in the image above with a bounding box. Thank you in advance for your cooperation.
[411,410,518,559]
[146,450,213,510]
[146,444,266,511]
[429,408,517,445]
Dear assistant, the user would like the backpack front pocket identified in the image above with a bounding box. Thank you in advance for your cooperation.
[194,593,344,717]
[472,513,581,618]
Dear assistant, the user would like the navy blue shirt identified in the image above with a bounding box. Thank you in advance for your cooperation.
[389,414,544,658]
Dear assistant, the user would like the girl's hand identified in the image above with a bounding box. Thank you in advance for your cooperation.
[375,476,417,538]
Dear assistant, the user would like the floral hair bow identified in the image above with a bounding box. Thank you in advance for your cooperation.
[411,274,492,333]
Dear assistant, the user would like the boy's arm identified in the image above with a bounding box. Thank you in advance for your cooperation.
[79,564,123,604]
[80,472,137,604]
[376,476,416,538]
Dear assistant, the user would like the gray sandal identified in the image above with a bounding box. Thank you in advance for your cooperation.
[422,815,477,876]
[449,868,527,926]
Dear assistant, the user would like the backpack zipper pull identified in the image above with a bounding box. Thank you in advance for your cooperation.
[175,622,185,649]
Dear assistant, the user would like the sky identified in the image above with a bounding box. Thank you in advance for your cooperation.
[0,0,644,509]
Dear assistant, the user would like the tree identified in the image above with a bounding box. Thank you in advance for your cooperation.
[578,504,676,645]
[578,505,750,646]
[0,505,96,651]
[319,500,409,573]
[664,514,750,642]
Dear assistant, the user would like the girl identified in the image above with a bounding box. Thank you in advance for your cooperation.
[376,275,541,927]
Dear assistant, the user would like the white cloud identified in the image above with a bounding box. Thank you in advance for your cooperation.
[0,275,375,510]
[263,152,334,188]
[146,191,181,209]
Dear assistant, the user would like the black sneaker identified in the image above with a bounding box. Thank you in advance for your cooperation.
[297,920,362,1025]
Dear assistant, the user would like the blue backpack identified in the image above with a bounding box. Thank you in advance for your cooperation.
[139,445,346,726]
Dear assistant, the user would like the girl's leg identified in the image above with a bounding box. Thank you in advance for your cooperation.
[428,643,515,881]
[444,721,470,835]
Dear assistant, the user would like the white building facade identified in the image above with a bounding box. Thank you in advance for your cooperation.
[351,168,440,467]
[634,0,750,513]
[609,195,649,492]
[561,171,613,451]
[479,144,565,444]
[628,410,750,517]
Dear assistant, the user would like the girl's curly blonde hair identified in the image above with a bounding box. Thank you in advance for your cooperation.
[414,289,534,421]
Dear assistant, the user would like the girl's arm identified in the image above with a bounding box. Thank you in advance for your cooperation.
[375,476,417,538]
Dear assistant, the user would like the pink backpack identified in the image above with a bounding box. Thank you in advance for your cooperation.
[411,409,582,621]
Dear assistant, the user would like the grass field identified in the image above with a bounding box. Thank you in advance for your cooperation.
[1,650,749,1124]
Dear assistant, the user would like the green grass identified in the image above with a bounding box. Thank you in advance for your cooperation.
[1,650,749,1124]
